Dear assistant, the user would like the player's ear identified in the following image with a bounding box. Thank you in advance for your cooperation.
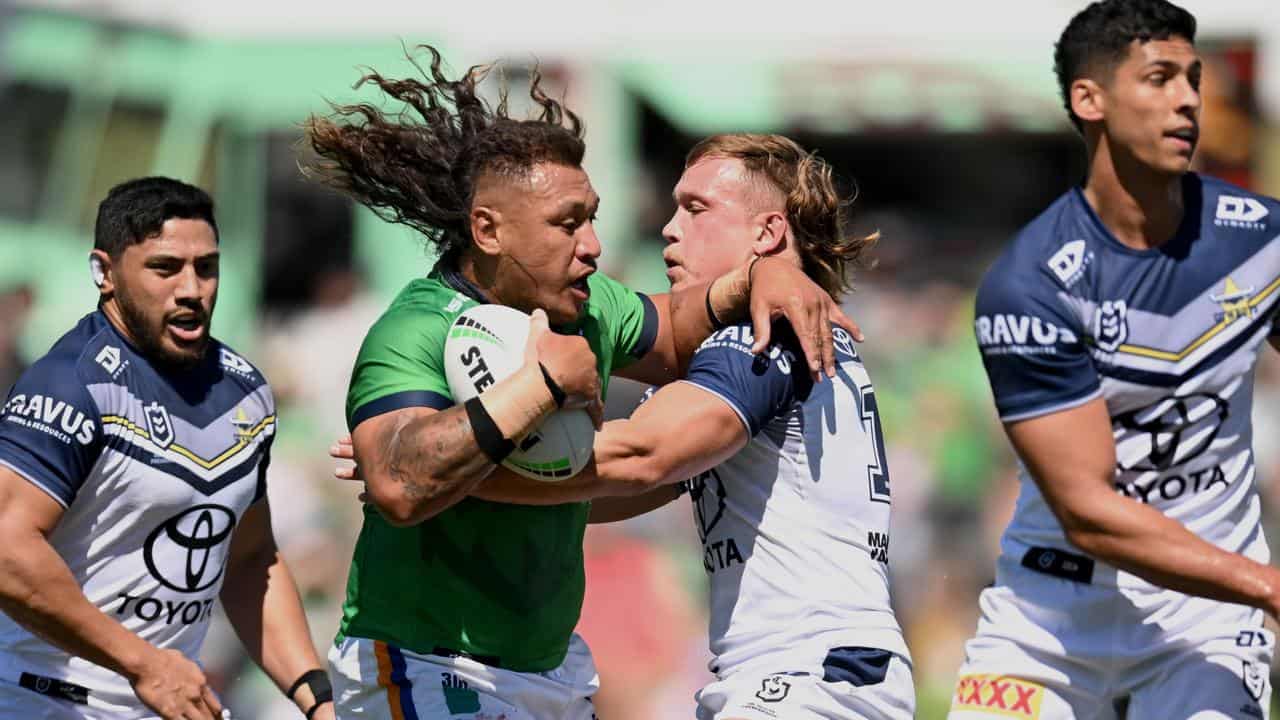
[470,206,502,258]
[1071,77,1105,124]
[89,249,116,298]
[753,212,790,256]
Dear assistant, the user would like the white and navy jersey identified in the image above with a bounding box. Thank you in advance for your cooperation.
[976,173,1280,590]
[679,321,908,677]
[0,311,275,710]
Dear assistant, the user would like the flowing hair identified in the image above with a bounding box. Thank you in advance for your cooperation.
[304,45,585,262]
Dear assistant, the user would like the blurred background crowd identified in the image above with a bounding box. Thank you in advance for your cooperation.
[2,0,1279,717]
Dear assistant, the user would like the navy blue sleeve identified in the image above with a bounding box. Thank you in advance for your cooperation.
[683,323,797,436]
[974,260,1100,422]
[0,357,104,506]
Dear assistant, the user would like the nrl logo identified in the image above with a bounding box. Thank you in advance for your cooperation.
[1093,300,1129,353]
[1211,277,1255,325]
[144,401,175,450]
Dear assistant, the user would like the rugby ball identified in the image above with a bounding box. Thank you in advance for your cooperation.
[443,304,595,482]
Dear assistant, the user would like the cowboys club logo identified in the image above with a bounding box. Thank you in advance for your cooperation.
[1244,660,1267,701]
[756,676,792,703]
[1113,393,1229,472]
[690,469,727,542]
[144,401,175,450]
[143,505,237,593]
[1093,300,1129,352]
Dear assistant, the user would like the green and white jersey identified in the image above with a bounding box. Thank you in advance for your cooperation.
[339,265,658,672]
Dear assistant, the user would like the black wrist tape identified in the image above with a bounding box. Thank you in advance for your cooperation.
[287,669,333,719]
[465,397,516,463]
[539,363,567,409]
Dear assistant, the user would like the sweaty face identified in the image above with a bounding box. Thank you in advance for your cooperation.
[490,163,601,326]
[662,157,770,291]
[102,218,219,370]
[1097,38,1202,175]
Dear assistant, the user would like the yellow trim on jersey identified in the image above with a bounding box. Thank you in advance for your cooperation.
[1112,275,1280,362]
[100,414,275,470]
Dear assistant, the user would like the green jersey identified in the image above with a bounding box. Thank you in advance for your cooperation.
[338,265,658,672]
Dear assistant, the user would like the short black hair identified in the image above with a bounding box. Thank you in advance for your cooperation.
[1055,0,1197,131]
[93,177,218,257]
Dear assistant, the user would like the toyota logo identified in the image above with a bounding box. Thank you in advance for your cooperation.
[143,505,237,593]
[1113,393,1229,472]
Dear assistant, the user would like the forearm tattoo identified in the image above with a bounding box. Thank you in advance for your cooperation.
[384,407,492,503]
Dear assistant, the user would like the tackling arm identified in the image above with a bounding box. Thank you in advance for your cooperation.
[354,308,601,526]
[1010,397,1280,615]
[616,256,861,386]
[472,382,747,509]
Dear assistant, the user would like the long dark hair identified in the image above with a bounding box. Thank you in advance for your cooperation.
[305,45,585,261]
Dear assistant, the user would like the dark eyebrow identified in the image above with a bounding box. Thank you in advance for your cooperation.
[552,201,589,218]
[144,254,184,264]
[553,196,600,218]
[1146,59,1186,72]
[144,250,220,263]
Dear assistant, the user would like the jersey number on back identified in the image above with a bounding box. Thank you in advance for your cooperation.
[859,383,890,504]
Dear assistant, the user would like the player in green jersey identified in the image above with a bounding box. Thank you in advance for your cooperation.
[306,46,858,719]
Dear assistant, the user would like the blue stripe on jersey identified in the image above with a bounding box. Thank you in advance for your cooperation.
[631,293,660,360]
[1097,308,1275,387]
[387,645,421,720]
[976,174,1280,420]
[349,390,453,430]
[0,310,282,503]
[100,433,269,495]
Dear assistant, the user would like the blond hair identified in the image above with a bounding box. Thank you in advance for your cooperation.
[686,133,876,299]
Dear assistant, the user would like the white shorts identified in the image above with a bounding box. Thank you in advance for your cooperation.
[696,648,915,720]
[328,634,599,720]
[950,555,1274,720]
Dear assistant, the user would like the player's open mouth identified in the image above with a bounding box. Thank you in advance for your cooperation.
[166,315,205,343]
[1165,127,1198,151]
[568,278,590,302]
[664,261,683,284]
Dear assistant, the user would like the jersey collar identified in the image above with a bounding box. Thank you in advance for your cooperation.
[432,261,490,304]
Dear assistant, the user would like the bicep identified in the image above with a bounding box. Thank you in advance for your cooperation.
[1004,397,1117,516]
[225,498,276,570]
[350,406,440,483]
[613,292,678,386]
[0,466,66,538]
